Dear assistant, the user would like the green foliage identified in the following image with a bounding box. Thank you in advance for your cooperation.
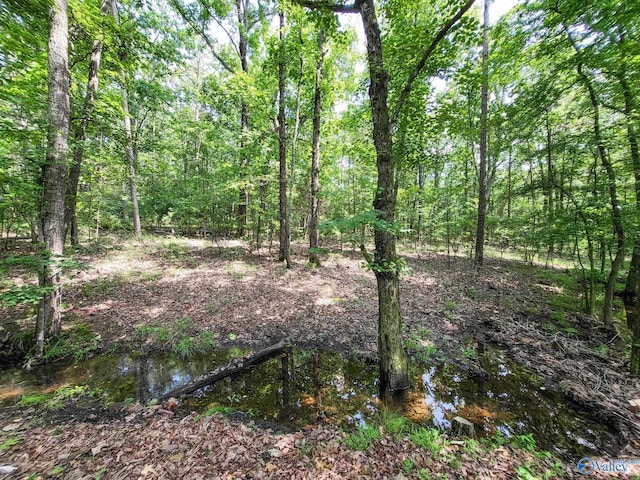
[82,276,126,297]
[511,433,536,453]
[484,431,507,448]
[19,385,99,411]
[409,427,443,454]
[403,458,415,474]
[43,324,101,362]
[19,394,50,408]
[135,318,216,358]
[0,285,53,307]
[343,424,382,451]
[204,405,235,417]
[378,410,410,437]
[0,437,19,451]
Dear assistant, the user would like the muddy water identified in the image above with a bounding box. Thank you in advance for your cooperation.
[0,347,614,458]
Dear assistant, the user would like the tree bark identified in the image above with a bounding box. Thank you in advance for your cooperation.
[545,111,554,259]
[64,0,109,245]
[620,71,640,373]
[157,341,288,401]
[236,0,249,238]
[121,74,142,238]
[295,0,474,396]
[474,0,489,267]
[359,0,409,395]
[578,69,623,325]
[309,31,325,267]
[36,0,70,359]
[278,10,290,267]
[112,0,141,238]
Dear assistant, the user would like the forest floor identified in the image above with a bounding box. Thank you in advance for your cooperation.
[1,236,640,479]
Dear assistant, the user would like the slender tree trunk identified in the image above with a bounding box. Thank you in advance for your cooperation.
[620,72,640,373]
[568,31,624,325]
[507,147,512,219]
[121,79,142,238]
[112,1,141,238]
[309,31,325,266]
[236,0,249,238]
[36,0,70,360]
[579,67,623,325]
[474,0,489,266]
[545,111,554,258]
[64,0,108,246]
[288,50,303,247]
[277,11,290,267]
[359,0,408,396]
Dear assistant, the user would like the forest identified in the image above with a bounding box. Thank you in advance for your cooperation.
[1,0,640,478]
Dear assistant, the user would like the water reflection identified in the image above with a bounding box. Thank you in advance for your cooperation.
[0,347,614,458]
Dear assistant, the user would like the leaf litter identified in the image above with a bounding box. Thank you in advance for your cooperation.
[1,237,640,478]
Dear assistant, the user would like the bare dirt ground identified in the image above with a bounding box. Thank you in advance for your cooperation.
[1,236,640,479]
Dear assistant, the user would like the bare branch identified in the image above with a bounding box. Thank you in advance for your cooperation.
[391,0,476,126]
[168,0,236,74]
[295,0,360,14]
[204,4,240,57]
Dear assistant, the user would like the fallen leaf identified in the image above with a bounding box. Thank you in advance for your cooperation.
[91,441,108,456]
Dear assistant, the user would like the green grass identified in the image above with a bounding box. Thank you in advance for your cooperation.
[378,410,410,437]
[344,424,382,451]
[511,433,536,453]
[204,405,235,417]
[18,385,100,411]
[44,324,101,362]
[409,427,443,454]
[19,394,51,407]
[135,318,217,358]
[0,437,20,451]
[81,275,126,297]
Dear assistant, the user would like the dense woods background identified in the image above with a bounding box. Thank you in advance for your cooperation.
[2,0,640,374]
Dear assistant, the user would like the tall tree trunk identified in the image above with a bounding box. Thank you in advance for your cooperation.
[121,74,141,238]
[359,0,408,396]
[112,1,141,238]
[578,70,623,325]
[620,72,640,373]
[507,147,512,219]
[545,111,554,258]
[64,0,108,246]
[36,0,70,360]
[277,11,290,267]
[309,31,325,267]
[236,0,249,238]
[288,48,304,246]
[474,0,489,266]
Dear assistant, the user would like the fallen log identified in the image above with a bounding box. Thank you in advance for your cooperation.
[157,341,289,402]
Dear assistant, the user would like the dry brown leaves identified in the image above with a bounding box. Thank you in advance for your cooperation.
[0,409,568,480]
